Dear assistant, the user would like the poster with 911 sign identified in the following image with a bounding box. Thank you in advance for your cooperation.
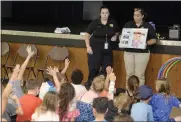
[119,28,148,49]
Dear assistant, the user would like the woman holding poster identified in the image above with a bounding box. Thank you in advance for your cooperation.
[123,8,157,86]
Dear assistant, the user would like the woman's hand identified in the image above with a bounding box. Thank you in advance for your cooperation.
[87,46,93,55]
[111,35,118,41]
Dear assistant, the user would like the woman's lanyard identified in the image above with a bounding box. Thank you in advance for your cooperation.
[106,26,108,43]
[104,26,108,49]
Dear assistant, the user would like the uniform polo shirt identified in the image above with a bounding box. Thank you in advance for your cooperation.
[86,18,120,49]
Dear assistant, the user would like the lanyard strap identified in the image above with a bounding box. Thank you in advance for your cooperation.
[105,26,108,43]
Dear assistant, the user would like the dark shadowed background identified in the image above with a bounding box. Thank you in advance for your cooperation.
[1,1,181,37]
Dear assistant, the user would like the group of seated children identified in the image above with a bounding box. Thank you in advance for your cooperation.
[1,46,181,122]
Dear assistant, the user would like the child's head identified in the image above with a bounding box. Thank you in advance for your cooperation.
[92,97,108,117]
[43,71,53,82]
[127,75,139,94]
[156,78,170,95]
[71,69,83,85]
[59,83,75,119]
[25,79,42,95]
[138,85,153,101]
[91,75,105,93]
[57,72,67,83]
[113,93,131,114]
[113,114,134,122]
[39,91,59,113]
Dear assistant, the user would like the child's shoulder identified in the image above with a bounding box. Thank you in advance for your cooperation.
[132,102,145,107]
[151,93,162,99]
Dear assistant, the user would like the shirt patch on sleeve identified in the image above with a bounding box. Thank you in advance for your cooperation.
[110,24,113,27]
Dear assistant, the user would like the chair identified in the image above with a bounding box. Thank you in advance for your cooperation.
[37,46,69,81]
[6,44,38,80]
[1,42,10,81]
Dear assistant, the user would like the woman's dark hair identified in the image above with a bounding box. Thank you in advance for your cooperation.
[59,83,75,120]
[100,5,109,12]
[134,8,147,18]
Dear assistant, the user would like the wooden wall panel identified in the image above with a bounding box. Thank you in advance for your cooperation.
[1,43,181,97]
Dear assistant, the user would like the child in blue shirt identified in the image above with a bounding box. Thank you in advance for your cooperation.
[131,85,154,121]
[149,78,181,122]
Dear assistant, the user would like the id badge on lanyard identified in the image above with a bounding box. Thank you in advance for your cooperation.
[104,42,108,49]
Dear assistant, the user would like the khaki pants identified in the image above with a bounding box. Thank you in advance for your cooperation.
[124,51,150,86]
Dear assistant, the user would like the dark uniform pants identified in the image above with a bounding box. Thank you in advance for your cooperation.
[86,48,113,88]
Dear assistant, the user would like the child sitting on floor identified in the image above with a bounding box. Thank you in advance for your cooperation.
[149,78,181,122]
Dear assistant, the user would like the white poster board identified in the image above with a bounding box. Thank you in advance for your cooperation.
[119,28,148,49]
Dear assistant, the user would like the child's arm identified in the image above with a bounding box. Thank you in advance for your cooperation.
[108,72,116,100]
[13,46,34,98]
[47,67,66,93]
[61,58,70,74]
[47,67,61,93]
[171,96,181,108]
[148,106,154,121]
[2,65,20,115]
[104,66,113,90]
[17,46,35,81]
[10,93,23,115]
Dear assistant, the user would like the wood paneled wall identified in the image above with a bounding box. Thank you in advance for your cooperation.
[1,43,181,97]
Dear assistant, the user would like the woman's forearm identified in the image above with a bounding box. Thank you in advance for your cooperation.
[85,33,91,47]
[147,39,156,45]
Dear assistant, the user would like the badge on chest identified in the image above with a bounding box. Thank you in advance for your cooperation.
[104,42,109,49]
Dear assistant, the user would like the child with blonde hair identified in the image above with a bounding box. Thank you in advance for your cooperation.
[76,75,106,121]
[105,93,132,122]
[31,91,59,121]
[149,78,181,122]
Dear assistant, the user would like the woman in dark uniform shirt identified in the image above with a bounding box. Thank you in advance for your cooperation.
[85,5,120,89]
[123,8,157,86]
